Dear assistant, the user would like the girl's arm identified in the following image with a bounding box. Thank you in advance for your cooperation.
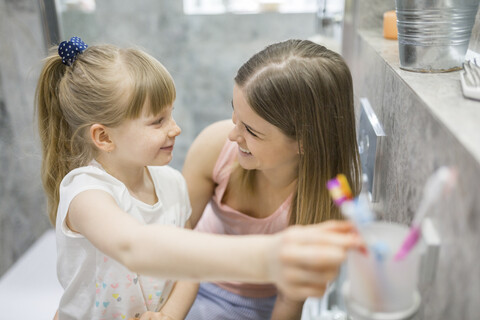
[182,120,233,227]
[68,193,362,300]
[68,190,275,282]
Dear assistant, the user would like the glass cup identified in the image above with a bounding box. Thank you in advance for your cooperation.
[344,222,422,316]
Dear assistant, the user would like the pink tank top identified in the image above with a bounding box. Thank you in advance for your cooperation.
[195,139,292,298]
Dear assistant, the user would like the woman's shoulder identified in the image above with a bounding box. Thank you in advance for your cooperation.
[184,120,233,177]
[195,120,233,148]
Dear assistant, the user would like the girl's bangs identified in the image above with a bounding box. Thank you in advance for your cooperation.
[123,50,176,118]
[144,64,176,115]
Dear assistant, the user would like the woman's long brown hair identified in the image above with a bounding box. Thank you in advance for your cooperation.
[234,39,361,225]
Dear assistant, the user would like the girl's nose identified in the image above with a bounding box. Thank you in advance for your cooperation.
[168,119,181,138]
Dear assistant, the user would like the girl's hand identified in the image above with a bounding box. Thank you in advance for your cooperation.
[269,220,365,300]
[128,311,176,320]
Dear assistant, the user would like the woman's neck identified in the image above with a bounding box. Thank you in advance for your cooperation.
[255,167,298,196]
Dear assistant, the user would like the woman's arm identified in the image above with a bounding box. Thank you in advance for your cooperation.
[153,221,199,319]
[156,281,199,319]
[182,120,233,227]
[269,293,306,320]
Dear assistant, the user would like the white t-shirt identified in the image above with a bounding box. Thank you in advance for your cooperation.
[56,160,191,320]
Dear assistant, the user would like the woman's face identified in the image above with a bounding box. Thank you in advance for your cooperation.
[228,84,299,174]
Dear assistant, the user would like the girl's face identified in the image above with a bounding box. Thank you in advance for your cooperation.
[108,104,181,168]
[229,84,299,174]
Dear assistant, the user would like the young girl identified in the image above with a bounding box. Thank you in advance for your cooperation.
[183,39,362,320]
[36,37,363,320]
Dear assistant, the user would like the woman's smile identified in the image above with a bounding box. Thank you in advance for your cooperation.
[238,145,252,155]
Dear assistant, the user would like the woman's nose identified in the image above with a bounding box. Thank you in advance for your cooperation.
[228,122,243,143]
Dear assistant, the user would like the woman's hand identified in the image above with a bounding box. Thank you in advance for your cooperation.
[268,220,365,300]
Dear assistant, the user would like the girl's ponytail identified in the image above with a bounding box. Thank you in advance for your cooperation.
[35,38,176,226]
[35,53,72,226]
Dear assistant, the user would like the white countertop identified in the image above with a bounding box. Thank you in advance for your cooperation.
[0,229,62,319]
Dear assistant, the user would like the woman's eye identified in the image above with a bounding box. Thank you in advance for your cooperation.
[245,125,258,137]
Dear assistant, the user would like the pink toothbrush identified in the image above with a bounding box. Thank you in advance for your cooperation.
[394,167,457,261]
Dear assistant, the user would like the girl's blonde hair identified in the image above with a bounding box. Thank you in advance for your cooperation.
[35,44,176,226]
[234,39,361,225]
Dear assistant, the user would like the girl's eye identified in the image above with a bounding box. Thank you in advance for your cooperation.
[152,118,164,125]
[245,125,258,137]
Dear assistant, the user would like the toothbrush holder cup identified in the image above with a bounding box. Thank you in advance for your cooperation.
[343,222,422,319]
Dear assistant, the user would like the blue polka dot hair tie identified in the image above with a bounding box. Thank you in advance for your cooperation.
[58,36,88,66]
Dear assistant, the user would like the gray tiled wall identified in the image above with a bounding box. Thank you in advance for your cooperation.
[0,0,50,277]
[60,0,318,170]
[343,1,480,319]
[0,0,317,276]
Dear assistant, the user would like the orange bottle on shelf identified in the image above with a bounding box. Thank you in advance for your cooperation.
[383,10,398,40]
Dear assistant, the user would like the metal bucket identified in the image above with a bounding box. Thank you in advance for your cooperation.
[396,0,479,73]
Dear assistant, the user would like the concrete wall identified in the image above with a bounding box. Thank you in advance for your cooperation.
[343,1,480,319]
[0,0,50,276]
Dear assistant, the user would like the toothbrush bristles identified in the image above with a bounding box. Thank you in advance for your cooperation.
[337,174,353,199]
[327,174,353,206]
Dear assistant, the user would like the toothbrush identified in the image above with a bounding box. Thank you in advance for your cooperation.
[327,174,375,252]
[327,174,374,226]
[326,174,353,206]
[328,174,385,307]
[394,167,458,261]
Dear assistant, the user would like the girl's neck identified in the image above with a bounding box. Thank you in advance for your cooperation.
[95,157,151,194]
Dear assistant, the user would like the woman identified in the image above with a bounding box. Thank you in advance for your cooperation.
[183,39,361,319]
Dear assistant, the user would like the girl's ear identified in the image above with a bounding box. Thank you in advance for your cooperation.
[90,124,114,152]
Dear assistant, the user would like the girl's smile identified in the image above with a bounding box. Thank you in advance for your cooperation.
[102,104,181,171]
[160,145,174,152]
